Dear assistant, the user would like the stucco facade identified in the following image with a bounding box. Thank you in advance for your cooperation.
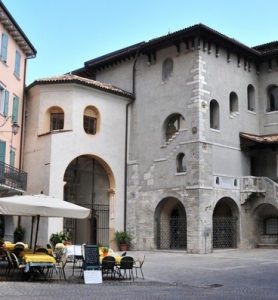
[0,2,36,241]
[23,24,278,253]
[23,78,132,246]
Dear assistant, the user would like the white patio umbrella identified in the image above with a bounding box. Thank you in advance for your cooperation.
[0,194,91,251]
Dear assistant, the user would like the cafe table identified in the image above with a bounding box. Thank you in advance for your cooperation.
[23,253,56,273]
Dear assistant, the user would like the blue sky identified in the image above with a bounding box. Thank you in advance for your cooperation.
[3,0,278,84]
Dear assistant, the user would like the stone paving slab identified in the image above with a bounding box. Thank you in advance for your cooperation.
[0,249,278,299]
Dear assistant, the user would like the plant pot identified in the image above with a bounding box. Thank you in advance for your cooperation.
[119,243,129,251]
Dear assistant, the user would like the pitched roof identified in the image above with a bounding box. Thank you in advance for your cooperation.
[74,23,267,74]
[26,74,134,100]
[0,1,36,57]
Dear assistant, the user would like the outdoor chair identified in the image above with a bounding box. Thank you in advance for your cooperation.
[133,255,145,279]
[13,244,25,258]
[4,249,13,276]
[101,256,116,279]
[36,247,48,254]
[118,256,134,281]
[10,252,26,278]
[55,253,68,280]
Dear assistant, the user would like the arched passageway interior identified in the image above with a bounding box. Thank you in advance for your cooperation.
[63,155,113,246]
[213,197,239,249]
[155,198,187,250]
[253,203,278,246]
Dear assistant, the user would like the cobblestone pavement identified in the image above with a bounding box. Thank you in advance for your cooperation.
[0,249,278,299]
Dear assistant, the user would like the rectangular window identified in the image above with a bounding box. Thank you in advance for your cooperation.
[9,149,15,167]
[0,141,6,163]
[50,113,64,131]
[14,50,21,78]
[12,96,19,122]
[0,33,8,63]
[0,87,9,116]
[84,116,97,134]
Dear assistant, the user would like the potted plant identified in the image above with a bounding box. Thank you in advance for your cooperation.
[114,231,132,251]
[13,225,26,243]
[49,231,71,247]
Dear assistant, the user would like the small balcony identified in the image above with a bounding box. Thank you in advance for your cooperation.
[0,161,27,192]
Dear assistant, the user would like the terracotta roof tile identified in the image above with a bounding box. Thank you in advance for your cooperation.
[27,74,134,100]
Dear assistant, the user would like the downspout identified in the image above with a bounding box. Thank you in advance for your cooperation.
[124,50,140,232]
[19,55,35,172]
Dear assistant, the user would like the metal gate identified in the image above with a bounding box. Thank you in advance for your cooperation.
[157,217,187,249]
[64,204,109,245]
[92,204,109,246]
[213,217,237,248]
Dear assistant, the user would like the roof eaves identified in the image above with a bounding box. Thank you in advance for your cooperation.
[26,78,135,101]
[0,1,36,57]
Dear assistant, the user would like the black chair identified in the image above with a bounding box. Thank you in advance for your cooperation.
[36,247,48,254]
[101,256,116,279]
[119,256,134,281]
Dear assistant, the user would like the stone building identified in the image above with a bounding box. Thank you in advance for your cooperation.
[0,2,36,241]
[26,24,278,253]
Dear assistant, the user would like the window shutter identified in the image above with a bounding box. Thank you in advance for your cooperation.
[1,33,8,62]
[0,141,6,163]
[12,96,19,122]
[9,150,15,167]
[14,50,21,77]
[3,90,9,117]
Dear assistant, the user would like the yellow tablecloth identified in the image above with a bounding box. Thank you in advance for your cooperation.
[4,243,28,251]
[23,253,56,264]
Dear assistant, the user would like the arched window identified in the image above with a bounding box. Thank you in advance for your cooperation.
[210,100,220,130]
[247,84,255,111]
[229,92,238,114]
[267,85,278,112]
[49,106,64,131]
[176,153,187,173]
[84,106,99,135]
[164,114,185,141]
[162,58,173,82]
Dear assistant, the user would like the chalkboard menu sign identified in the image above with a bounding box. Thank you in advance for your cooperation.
[83,245,100,270]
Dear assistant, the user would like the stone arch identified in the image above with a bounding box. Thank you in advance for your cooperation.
[252,203,278,246]
[63,154,115,245]
[212,197,239,248]
[210,99,220,129]
[154,197,187,250]
[163,113,186,142]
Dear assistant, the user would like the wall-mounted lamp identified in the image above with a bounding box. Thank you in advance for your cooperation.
[0,116,20,135]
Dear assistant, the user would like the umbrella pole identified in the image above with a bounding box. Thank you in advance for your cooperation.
[29,216,35,249]
[33,215,40,254]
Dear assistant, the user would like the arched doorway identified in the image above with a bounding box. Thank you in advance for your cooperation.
[213,197,239,249]
[253,203,278,246]
[155,197,187,249]
[63,155,114,246]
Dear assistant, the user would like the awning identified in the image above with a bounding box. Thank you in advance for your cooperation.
[0,194,91,219]
[240,132,278,151]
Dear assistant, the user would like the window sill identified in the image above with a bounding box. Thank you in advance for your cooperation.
[38,129,72,137]
[0,60,8,67]
[175,172,187,176]
[210,128,221,133]
[13,73,20,81]
[265,110,278,115]
[247,109,256,115]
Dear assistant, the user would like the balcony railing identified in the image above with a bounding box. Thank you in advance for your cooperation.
[0,161,27,191]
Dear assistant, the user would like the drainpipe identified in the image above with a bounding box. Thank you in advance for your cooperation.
[123,50,140,232]
[19,54,36,172]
